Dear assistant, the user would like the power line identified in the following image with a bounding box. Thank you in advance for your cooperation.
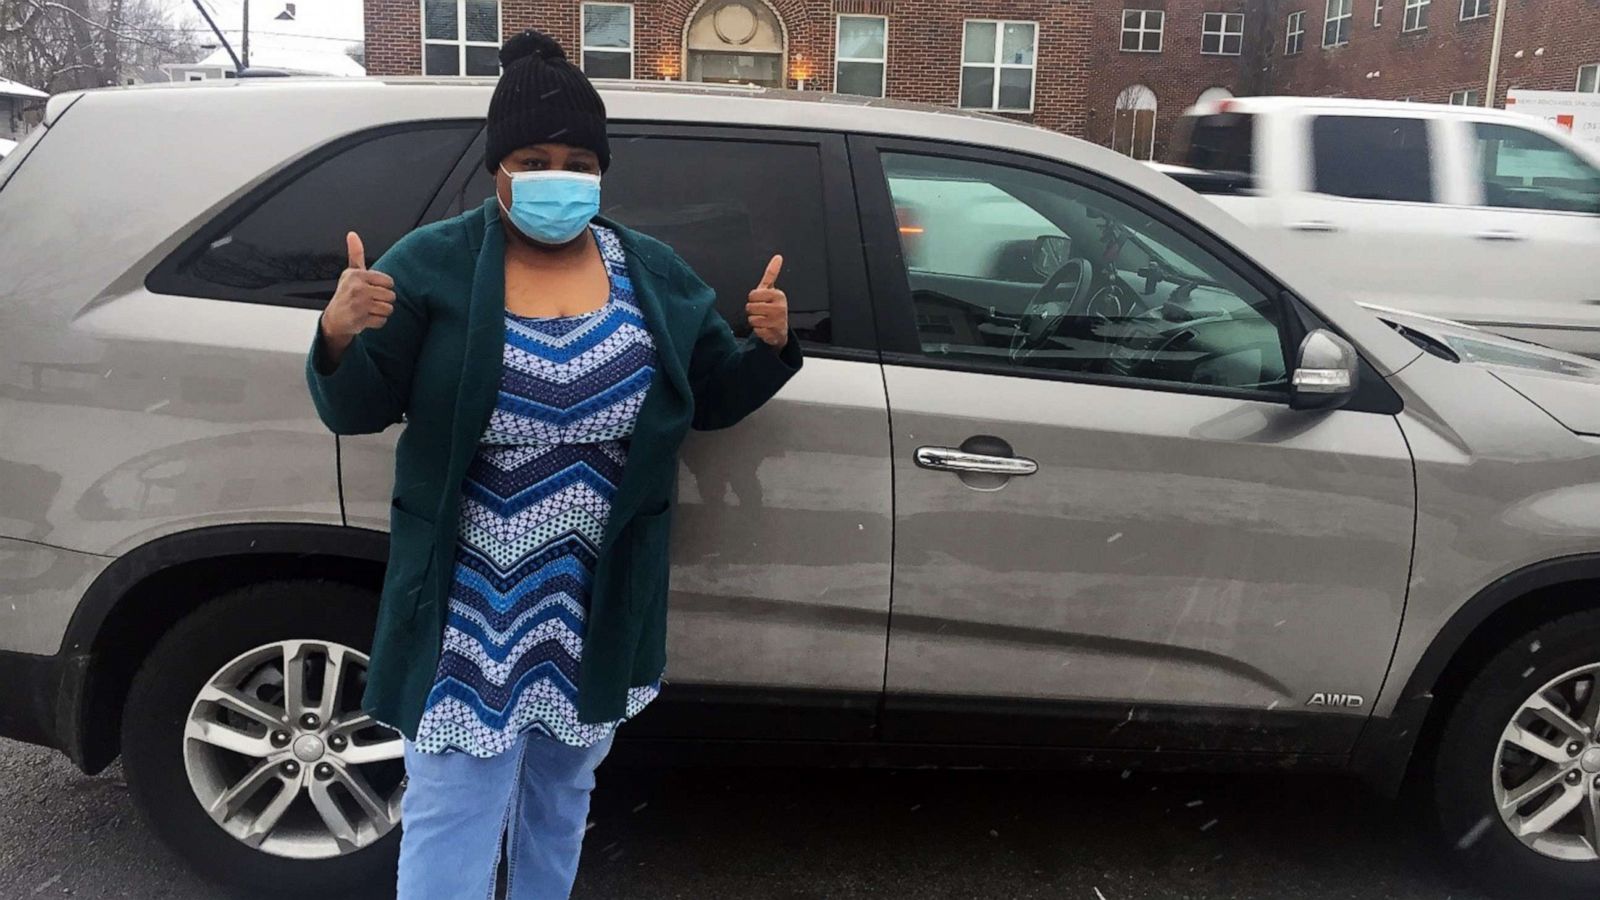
[174,26,364,42]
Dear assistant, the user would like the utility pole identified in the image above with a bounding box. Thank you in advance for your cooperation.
[241,0,250,71]
[1484,0,1508,107]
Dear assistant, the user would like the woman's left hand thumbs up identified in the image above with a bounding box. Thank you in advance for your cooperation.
[746,254,789,349]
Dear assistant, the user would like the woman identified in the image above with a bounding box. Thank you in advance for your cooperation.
[306,29,800,900]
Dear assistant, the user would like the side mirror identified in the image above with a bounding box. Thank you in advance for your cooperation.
[1290,329,1359,411]
[1030,234,1071,280]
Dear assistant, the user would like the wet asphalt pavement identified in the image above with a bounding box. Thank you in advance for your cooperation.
[0,737,1490,900]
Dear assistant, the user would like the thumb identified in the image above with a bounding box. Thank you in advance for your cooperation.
[756,254,783,291]
[346,231,366,271]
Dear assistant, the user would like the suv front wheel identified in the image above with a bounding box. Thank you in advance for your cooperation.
[122,580,403,897]
[1434,609,1600,900]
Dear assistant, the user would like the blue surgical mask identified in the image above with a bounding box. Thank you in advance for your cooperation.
[498,168,601,245]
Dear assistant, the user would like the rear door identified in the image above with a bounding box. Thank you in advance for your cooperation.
[343,126,894,741]
[1432,117,1600,356]
[853,136,1416,755]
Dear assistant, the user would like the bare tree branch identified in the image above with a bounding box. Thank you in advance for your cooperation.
[2,0,195,90]
[20,0,176,53]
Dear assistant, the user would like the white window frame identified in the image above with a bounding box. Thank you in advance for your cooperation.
[1121,9,1164,53]
[1201,12,1244,56]
[1286,10,1305,54]
[421,0,502,77]
[1404,0,1429,32]
[1577,64,1598,94]
[960,19,1038,113]
[1459,0,1491,21]
[1374,0,1384,25]
[1450,88,1481,106]
[834,14,888,98]
[1323,0,1352,48]
[580,2,634,79]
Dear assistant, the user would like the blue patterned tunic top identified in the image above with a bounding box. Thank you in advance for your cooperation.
[414,225,660,757]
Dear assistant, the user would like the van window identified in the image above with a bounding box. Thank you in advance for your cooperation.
[150,124,478,307]
[1180,113,1255,174]
[1470,122,1600,214]
[1311,115,1434,203]
[464,136,835,345]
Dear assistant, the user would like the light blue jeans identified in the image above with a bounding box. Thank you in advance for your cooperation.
[397,730,615,900]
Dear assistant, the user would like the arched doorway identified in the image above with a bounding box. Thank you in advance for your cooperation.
[1196,86,1234,107]
[1112,84,1158,161]
[684,0,787,88]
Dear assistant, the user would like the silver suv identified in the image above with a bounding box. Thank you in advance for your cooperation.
[4,79,1600,900]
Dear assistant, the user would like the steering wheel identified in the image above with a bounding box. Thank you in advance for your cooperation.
[1008,257,1093,364]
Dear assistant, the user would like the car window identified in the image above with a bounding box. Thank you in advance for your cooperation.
[1179,112,1255,174]
[463,136,834,345]
[889,176,1063,282]
[151,124,478,307]
[880,152,1289,394]
[1471,122,1600,214]
[1311,115,1434,203]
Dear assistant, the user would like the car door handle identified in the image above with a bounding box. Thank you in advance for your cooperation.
[1474,229,1525,242]
[1289,220,1340,233]
[914,446,1038,477]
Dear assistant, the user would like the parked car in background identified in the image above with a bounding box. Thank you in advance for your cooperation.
[10,79,1600,900]
[1167,96,1600,357]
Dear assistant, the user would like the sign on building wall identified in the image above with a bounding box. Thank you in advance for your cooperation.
[1506,90,1600,151]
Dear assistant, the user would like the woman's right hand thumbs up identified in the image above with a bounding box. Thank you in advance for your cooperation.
[320,231,398,345]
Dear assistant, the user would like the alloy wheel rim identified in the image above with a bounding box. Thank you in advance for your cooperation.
[1492,661,1600,861]
[182,640,405,859]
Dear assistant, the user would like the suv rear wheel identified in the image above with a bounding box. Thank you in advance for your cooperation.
[1434,609,1600,900]
[122,580,402,897]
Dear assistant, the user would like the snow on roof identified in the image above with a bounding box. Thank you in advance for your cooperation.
[0,76,49,100]
[195,42,365,77]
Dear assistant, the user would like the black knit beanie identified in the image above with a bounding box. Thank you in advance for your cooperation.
[485,30,610,173]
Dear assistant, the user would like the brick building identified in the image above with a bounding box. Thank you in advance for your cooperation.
[1267,0,1600,107]
[362,0,1600,161]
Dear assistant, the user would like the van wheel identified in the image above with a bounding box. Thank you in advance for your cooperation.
[1434,609,1600,900]
[122,580,403,897]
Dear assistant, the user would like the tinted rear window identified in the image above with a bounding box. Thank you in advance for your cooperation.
[1311,115,1434,203]
[1180,113,1255,173]
[150,123,478,307]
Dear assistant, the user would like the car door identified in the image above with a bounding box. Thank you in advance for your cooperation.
[852,137,1416,754]
[1431,117,1600,356]
[340,125,893,741]
[1273,111,1478,317]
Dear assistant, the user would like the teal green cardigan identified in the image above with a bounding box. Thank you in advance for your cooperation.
[306,199,801,737]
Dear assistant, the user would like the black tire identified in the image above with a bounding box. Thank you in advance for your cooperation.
[1434,608,1600,900]
[122,580,398,899]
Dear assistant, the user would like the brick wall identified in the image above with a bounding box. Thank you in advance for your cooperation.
[877,0,1095,135]
[362,0,1600,153]
[1265,0,1600,106]
[1085,0,1272,160]
[365,0,1094,136]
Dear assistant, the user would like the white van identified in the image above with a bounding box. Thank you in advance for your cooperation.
[1167,97,1600,357]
